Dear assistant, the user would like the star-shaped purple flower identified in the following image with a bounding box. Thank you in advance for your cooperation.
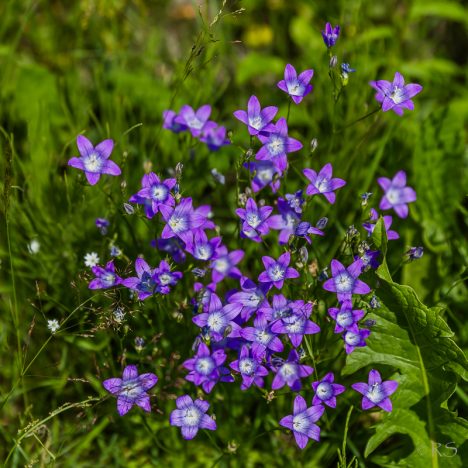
[102,365,158,416]
[351,369,398,412]
[199,122,230,151]
[271,301,320,347]
[174,104,212,137]
[363,208,399,240]
[170,395,216,439]
[268,198,301,245]
[239,323,284,360]
[68,135,121,185]
[89,260,121,290]
[322,22,340,48]
[192,293,241,342]
[121,258,158,300]
[258,252,300,290]
[210,246,244,283]
[162,109,187,133]
[277,64,314,104]
[228,276,269,322]
[370,72,423,116]
[153,260,182,295]
[279,395,324,449]
[323,258,371,302]
[229,345,269,390]
[311,372,346,408]
[256,118,302,171]
[377,170,417,218]
[185,229,222,262]
[160,198,214,245]
[233,95,278,135]
[183,342,233,393]
[271,349,314,391]
[328,301,365,333]
[343,326,371,354]
[294,221,324,244]
[129,172,176,219]
[244,160,282,193]
[236,198,274,243]
[303,163,346,204]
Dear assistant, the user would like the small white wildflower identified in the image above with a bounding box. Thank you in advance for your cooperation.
[28,239,41,254]
[47,319,60,334]
[84,252,100,268]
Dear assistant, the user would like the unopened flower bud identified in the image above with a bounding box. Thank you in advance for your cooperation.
[310,138,318,153]
[329,55,338,68]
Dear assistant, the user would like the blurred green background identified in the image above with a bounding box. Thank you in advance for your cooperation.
[1,0,467,466]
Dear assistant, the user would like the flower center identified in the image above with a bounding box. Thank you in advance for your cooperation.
[183,406,202,426]
[390,87,405,104]
[268,136,285,156]
[255,329,272,345]
[316,382,333,400]
[151,184,168,201]
[280,363,297,378]
[84,153,103,173]
[335,273,353,293]
[315,177,329,193]
[120,379,142,399]
[336,310,353,327]
[140,272,155,292]
[286,316,304,333]
[287,80,304,96]
[101,272,116,287]
[196,244,213,260]
[246,212,261,228]
[257,167,273,183]
[186,116,203,130]
[292,413,309,433]
[207,312,224,332]
[214,258,229,273]
[366,383,385,403]
[249,116,262,130]
[344,331,360,346]
[268,264,285,282]
[239,358,255,375]
[195,357,215,375]
[169,215,187,233]
[386,187,401,204]
[158,273,172,285]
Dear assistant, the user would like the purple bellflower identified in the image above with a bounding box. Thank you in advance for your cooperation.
[68,135,121,185]
[210,245,244,283]
[233,95,278,135]
[229,345,269,390]
[351,369,398,412]
[322,22,340,48]
[311,372,346,408]
[303,163,346,204]
[183,342,233,393]
[102,365,158,416]
[258,252,300,290]
[279,395,324,449]
[129,172,176,218]
[121,258,158,300]
[163,110,187,133]
[343,326,371,354]
[95,218,109,235]
[294,221,324,244]
[154,237,186,263]
[328,301,365,333]
[285,190,305,214]
[239,323,284,360]
[192,293,242,342]
[160,197,214,245]
[244,160,282,193]
[363,208,399,240]
[175,105,211,137]
[277,64,314,104]
[89,260,121,290]
[377,170,417,218]
[356,248,380,270]
[170,395,216,439]
[228,277,269,322]
[236,198,274,243]
[199,122,230,151]
[271,301,320,347]
[185,229,222,262]
[370,72,422,116]
[271,349,314,391]
[269,198,301,245]
[323,259,371,302]
[256,118,302,171]
[153,260,182,294]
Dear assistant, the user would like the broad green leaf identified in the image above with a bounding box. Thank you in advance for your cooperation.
[410,2,468,26]
[344,227,468,466]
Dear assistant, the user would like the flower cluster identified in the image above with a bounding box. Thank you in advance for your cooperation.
[69,19,423,449]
